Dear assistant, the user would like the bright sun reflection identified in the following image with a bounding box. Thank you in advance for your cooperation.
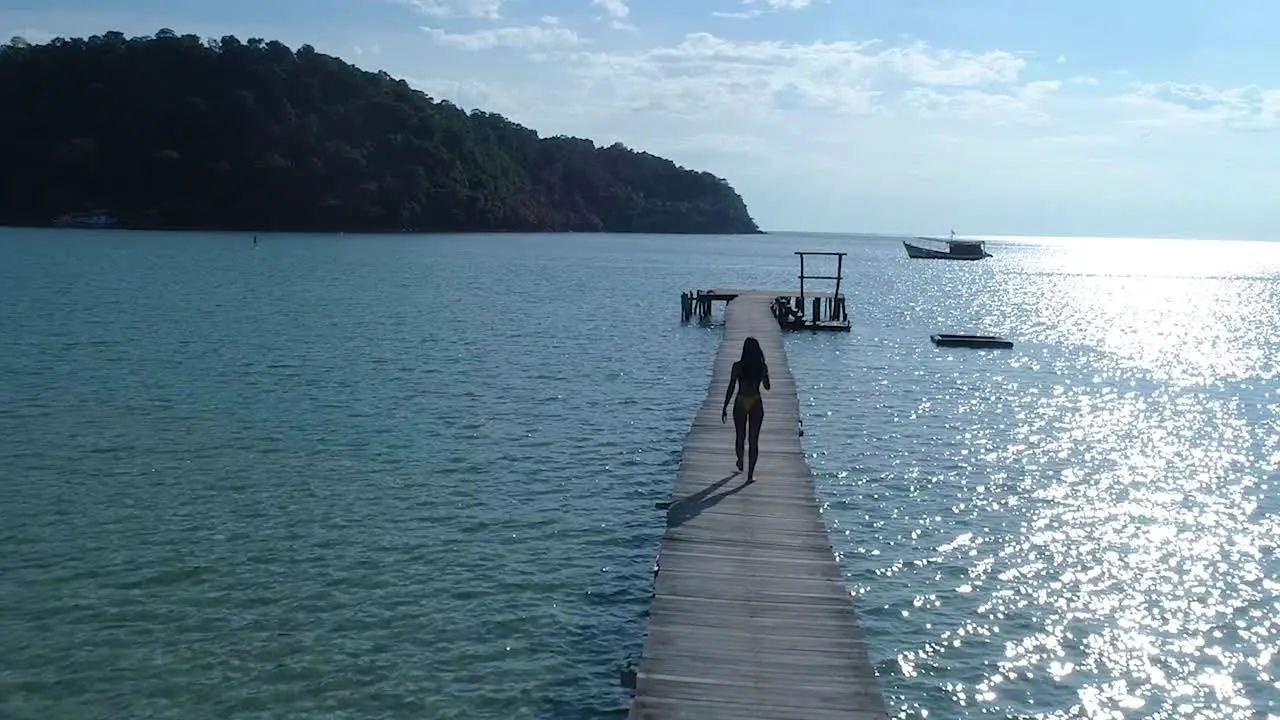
[974,237,1280,386]
[859,379,1279,718]
[795,235,1280,720]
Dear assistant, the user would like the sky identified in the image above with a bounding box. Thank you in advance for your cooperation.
[5,0,1280,239]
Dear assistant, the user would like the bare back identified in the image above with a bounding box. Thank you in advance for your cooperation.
[732,361,770,398]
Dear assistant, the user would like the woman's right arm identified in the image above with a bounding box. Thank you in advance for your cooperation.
[722,362,738,420]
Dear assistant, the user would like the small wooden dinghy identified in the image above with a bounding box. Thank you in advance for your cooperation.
[930,333,1013,349]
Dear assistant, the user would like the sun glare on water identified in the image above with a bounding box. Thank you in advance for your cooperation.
[801,233,1280,719]
[988,236,1280,386]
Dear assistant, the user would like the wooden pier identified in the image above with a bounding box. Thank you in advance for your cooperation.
[630,291,886,719]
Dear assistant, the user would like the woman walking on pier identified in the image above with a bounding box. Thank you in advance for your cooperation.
[722,336,770,482]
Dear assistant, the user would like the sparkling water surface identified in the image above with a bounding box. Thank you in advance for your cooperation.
[1,229,1277,719]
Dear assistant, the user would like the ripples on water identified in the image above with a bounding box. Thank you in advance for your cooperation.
[1,231,722,720]
[2,230,1278,720]
[791,236,1280,719]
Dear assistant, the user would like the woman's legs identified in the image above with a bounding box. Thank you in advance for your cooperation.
[732,396,748,471]
[747,400,763,482]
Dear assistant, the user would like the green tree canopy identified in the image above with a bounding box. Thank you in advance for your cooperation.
[0,31,761,234]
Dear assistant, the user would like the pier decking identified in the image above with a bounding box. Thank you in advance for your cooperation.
[629,292,886,720]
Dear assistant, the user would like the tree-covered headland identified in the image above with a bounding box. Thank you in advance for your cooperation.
[0,30,761,234]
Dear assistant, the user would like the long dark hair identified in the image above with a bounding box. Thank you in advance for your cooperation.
[738,337,767,384]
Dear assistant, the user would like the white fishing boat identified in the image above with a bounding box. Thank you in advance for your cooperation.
[903,230,990,260]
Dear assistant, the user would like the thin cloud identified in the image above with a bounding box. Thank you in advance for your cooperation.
[592,0,629,20]
[392,0,503,20]
[421,24,584,51]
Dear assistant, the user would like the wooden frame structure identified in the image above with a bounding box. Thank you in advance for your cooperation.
[679,251,851,332]
[771,251,850,332]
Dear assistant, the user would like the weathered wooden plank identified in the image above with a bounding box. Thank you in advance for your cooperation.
[648,603,861,633]
[662,529,833,551]
[658,543,835,564]
[633,678,885,716]
[632,695,881,720]
[651,593,863,618]
[652,570,846,602]
[629,293,886,720]
[665,498,827,521]
[656,552,846,580]
[709,288,843,300]
[663,508,828,532]
[646,607,868,638]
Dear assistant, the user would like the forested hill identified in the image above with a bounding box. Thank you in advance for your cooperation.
[0,31,761,234]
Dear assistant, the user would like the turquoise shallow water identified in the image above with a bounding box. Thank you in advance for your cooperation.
[1,229,1278,719]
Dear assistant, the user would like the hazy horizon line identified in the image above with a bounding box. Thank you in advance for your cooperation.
[770,230,1279,244]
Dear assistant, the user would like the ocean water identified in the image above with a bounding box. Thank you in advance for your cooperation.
[787,236,1280,719]
[1,229,1277,719]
